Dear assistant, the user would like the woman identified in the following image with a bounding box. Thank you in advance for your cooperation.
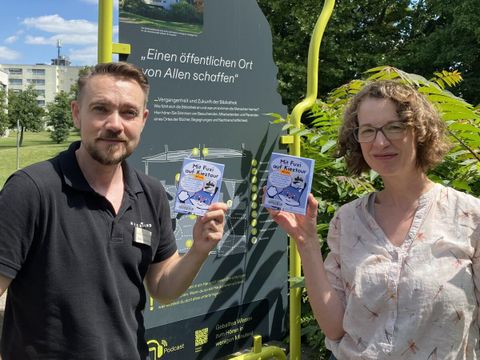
[268,80,480,359]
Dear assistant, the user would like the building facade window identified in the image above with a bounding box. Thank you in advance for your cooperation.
[8,68,22,75]
[28,79,46,85]
[9,78,23,85]
[31,69,46,76]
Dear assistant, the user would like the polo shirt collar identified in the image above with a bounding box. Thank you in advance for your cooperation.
[59,141,93,192]
[122,160,144,196]
[59,141,144,196]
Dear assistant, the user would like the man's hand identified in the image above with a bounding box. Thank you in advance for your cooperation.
[191,202,228,256]
[146,202,228,304]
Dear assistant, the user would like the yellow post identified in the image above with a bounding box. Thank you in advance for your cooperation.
[229,335,287,360]
[98,0,114,63]
[288,1,335,359]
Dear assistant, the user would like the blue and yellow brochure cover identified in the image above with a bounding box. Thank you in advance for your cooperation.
[174,159,224,216]
[264,152,315,215]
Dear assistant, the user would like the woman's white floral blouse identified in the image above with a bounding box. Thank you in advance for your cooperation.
[324,184,480,359]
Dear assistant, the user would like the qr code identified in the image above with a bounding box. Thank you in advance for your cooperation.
[195,327,209,347]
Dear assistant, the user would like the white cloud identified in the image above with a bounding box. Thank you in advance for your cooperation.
[0,46,21,61]
[24,36,50,45]
[22,15,98,48]
[4,30,24,45]
[69,45,97,65]
[5,36,18,44]
[22,15,97,36]
[15,12,119,66]
[25,33,97,46]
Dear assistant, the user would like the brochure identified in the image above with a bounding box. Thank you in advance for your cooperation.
[264,152,315,215]
[174,158,224,216]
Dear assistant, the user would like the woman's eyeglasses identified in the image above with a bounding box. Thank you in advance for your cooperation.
[353,121,409,143]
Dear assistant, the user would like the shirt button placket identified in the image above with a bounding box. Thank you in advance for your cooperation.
[386,250,400,343]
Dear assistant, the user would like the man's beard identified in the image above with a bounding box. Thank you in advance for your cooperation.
[86,132,134,165]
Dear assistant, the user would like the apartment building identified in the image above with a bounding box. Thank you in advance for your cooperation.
[0,70,8,136]
[0,69,7,90]
[142,0,180,10]
[0,69,7,92]
[0,61,82,107]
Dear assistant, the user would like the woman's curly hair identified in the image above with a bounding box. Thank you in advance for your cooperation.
[337,80,450,176]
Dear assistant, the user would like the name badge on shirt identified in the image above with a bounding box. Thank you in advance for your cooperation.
[134,227,152,247]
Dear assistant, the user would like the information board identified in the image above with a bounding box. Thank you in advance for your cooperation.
[120,1,288,358]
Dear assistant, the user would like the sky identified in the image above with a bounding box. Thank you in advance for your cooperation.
[0,0,119,66]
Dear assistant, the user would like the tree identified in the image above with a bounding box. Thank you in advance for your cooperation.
[7,86,45,146]
[258,0,480,110]
[0,88,8,136]
[46,91,73,144]
[257,0,411,110]
[169,1,202,24]
[69,66,93,97]
[388,0,480,106]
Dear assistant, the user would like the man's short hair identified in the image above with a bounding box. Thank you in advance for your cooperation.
[76,62,149,103]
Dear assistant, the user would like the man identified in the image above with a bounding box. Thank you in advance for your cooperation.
[0,62,227,359]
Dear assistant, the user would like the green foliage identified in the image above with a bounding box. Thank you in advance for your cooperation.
[121,0,202,25]
[300,307,327,360]
[7,86,45,147]
[392,0,480,106]
[258,0,413,110]
[258,0,480,110]
[275,66,480,352]
[69,66,93,97]
[46,91,73,144]
[0,89,8,136]
[122,0,167,19]
[169,1,202,24]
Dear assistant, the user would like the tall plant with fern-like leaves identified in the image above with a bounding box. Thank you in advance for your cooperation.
[274,66,480,358]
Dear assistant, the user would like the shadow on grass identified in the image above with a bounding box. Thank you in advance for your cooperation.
[0,138,53,149]
[0,131,79,149]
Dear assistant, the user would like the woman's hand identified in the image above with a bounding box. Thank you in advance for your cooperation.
[266,193,320,247]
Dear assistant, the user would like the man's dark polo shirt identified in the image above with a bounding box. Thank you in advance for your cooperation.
[0,141,177,359]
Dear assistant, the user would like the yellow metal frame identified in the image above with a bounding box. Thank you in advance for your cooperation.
[98,0,130,63]
[281,1,335,359]
[228,335,286,360]
[97,0,335,358]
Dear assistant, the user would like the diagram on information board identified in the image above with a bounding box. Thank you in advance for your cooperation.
[142,145,250,256]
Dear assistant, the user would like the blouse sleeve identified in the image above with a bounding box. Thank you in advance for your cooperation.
[470,213,480,328]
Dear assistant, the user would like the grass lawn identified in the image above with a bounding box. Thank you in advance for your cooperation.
[0,131,80,188]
